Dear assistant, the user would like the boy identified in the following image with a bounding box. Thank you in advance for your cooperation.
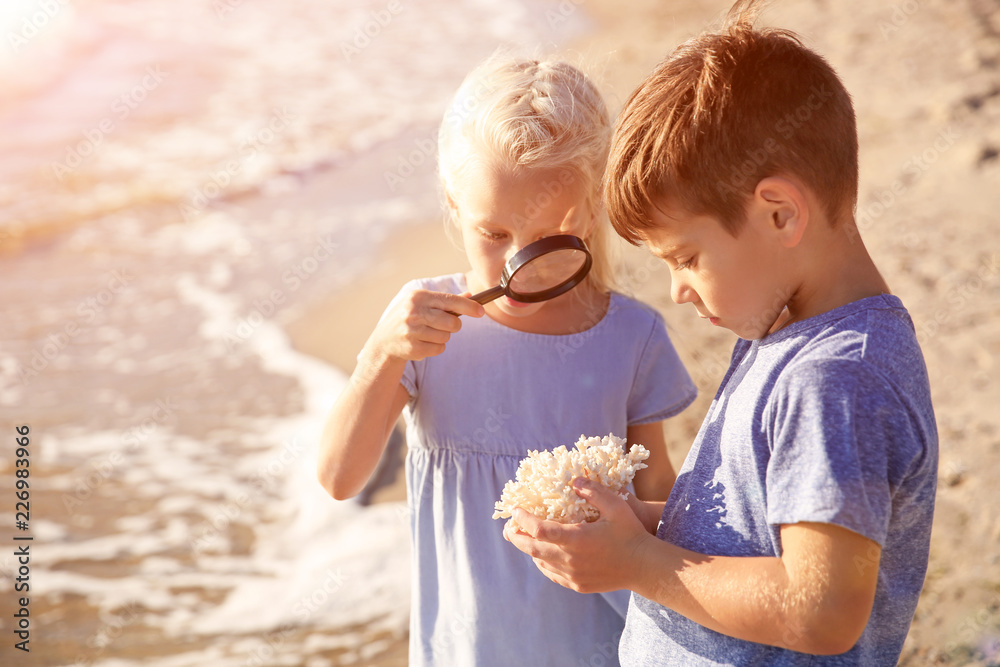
[505,1,938,664]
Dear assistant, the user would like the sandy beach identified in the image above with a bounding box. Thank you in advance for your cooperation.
[1,0,997,665]
[287,0,1000,663]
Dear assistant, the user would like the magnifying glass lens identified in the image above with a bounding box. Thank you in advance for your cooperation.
[508,248,588,296]
[463,234,592,308]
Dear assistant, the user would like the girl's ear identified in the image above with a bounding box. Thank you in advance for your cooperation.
[578,206,598,242]
[445,192,460,217]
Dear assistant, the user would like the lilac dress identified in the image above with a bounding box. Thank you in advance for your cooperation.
[395,273,696,666]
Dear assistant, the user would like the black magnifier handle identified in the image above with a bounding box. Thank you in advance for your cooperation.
[468,285,505,305]
[444,285,503,316]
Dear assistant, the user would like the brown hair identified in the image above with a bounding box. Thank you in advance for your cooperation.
[605,0,858,242]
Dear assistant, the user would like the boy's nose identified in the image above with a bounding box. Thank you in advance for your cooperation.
[670,275,696,305]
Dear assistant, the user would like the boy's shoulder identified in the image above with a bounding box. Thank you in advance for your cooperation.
[749,294,933,422]
[760,294,921,372]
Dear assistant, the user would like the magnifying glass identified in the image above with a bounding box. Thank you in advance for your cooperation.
[468,234,592,305]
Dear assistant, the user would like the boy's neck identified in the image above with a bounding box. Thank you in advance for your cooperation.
[774,219,890,333]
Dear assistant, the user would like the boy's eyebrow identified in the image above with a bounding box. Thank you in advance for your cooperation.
[646,242,687,258]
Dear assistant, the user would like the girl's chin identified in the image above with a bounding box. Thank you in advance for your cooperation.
[494,296,545,317]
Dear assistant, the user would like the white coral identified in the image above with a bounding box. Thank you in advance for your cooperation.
[492,434,649,526]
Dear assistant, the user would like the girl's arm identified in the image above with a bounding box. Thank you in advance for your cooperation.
[317,289,483,500]
[628,420,676,502]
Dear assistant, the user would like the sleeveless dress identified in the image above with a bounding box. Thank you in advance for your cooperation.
[395,273,696,666]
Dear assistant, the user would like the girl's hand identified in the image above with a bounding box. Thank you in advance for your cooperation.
[364,289,484,363]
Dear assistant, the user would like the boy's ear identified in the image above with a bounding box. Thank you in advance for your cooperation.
[754,176,809,248]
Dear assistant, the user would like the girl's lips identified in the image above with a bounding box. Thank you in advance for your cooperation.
[709,317,720,326]
[503,296,533,309]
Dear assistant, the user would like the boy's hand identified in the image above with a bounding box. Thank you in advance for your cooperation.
[364,289,483,363]
[504,478,653,594]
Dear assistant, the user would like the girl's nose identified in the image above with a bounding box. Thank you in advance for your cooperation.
[504,246,522,266]
[505,239,532,264]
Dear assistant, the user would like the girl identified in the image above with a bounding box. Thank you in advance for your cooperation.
[318,55,696,665]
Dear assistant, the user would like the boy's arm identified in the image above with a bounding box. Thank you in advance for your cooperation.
[627,421,676,502]
[506,479,880,656]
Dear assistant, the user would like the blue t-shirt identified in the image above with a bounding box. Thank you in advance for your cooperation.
[620,294,938,665]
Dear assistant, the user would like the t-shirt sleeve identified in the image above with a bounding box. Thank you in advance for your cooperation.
[360,279,423,398]
[765,359,914,546]
[626,312,697,425]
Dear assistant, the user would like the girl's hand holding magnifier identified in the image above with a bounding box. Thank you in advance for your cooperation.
[365,234,591,364]
[365,289,485,364]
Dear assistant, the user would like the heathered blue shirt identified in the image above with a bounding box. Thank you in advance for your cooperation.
[620,294,938,666]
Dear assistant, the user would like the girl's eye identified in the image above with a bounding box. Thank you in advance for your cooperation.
[480,229,507,243]
[675,259,693,271]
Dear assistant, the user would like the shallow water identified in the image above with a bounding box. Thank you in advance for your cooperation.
[0,0,589,664]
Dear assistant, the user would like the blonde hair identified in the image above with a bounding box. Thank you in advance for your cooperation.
[438,53,618,292]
